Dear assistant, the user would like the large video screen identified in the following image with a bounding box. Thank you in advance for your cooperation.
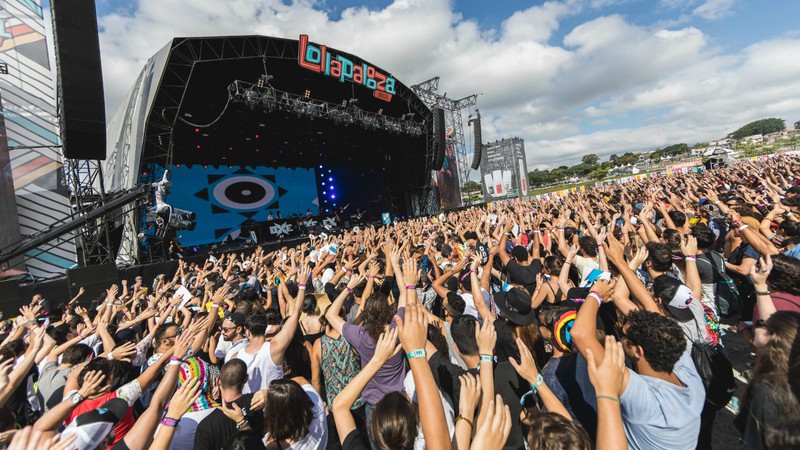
[167,165,318,246]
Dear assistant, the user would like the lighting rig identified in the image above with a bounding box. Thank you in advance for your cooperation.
[228,75,424,137]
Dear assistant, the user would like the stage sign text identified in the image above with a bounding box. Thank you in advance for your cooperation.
[298,35,395,102]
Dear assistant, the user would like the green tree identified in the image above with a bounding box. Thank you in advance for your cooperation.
[581,154,599,166]
[589,167,609,180]
[609,154,619,162]
[463,180,481,193]
[794,120,799,129]
[728,118,786,140]
[528,169,552,187]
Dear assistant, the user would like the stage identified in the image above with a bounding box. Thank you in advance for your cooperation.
[104,35,437,265]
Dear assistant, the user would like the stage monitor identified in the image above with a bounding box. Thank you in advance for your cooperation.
[164,165,318,246]
[0,279,21,317]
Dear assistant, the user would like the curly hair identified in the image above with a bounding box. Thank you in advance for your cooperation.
[527,412,591,450]
[624,310,685,373]
[767,254,800,296]
[362,292,394,343]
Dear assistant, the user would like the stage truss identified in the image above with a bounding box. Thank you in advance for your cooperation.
[411,77,477,201]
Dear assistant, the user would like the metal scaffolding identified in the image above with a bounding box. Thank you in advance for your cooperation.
[411,77,478,197]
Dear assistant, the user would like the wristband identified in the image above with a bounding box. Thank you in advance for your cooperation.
[755,290,771,296]
[345,286,353,293]
[738,224,749,232]
[212,303,219,308]
[161,417,180,428]
[596,395,621,404]
[586,291,602,306]
[597,242,604,247]
[479,354,493,363]
[519,373,544,405]
[368,275,375,279]
[470,269,478,274]
[406,285,416,290]
[407,349,426,359]
[533,230,541,234]
[685,255,696,261]
[455,415,473,428]
[298,284,306,290]
[168,359,182,367]
[107,352,114,360]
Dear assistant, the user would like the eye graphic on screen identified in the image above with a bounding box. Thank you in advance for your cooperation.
[212,176,275,210]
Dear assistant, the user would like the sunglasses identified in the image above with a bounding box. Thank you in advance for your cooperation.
[221,326,238,332]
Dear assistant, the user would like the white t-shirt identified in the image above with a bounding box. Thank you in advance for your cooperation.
[214,337,249,363]
[157,408,216,450]
[235,342,284,394]
[402,372,455,450]
[264,384,328,450]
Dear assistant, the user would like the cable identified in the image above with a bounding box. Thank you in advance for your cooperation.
[177,95,232,128]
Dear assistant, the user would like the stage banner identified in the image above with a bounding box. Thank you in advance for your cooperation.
[167,165,318,246]
[435,114,462,209]
[479,137,529,201]
[0,93,21,261]
[264,219,301,240]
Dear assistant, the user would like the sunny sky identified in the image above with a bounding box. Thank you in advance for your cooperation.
[80,0,800,168]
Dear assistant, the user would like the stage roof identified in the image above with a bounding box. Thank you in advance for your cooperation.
[138,35,432,179]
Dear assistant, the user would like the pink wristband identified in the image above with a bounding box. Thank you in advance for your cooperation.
[345,286,353,293]
[406,285,416,290]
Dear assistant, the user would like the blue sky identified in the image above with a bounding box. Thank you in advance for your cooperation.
[87,0,800,168]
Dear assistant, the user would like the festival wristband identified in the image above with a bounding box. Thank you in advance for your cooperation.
[479,354,493,363]
[586,291,602,306]
[685,255,696,261]
[161,417,180,428]
[345,286,353,293]
[519,373,544,405]
[407,349,426,359]
[298,284,306,290]
[596,395,621,404]
[406,285,416,290]
[738,225,749,232]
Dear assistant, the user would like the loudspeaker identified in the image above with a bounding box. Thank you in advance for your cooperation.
[50,0,107,160]
[66,263,120,306]
[0,279,21,317]
[470,113,482,170]
[433,108,446,170]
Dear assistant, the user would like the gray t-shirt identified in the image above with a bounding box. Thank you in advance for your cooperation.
[38,361,71,409]
[619,350,705,450]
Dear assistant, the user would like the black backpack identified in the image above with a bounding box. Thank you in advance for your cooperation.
[689,340,737,408]
[698,251,741,317]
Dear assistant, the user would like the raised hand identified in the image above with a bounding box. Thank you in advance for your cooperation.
[680,235,698,257]
[586,336,626,398]
[749,255,773,290]
[373,328,402,364]
[77,370,107,398]
[475,317,496,357]
[401,258,419,287]
[508,337,539,383]
[109,341,137,362]
[394,301,429,353]
[165,377,203,420]
[458,373,481,422]
[589,278,616,303]
[469,395,512,450]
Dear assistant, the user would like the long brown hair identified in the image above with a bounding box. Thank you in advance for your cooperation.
[362,292,394,342]
[370,392,417,450]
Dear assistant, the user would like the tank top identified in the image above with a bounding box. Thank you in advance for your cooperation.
[320,334,365,408]
[236,342,284,394]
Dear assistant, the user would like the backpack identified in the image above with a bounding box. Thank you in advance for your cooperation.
[689,340,737,408]
[683,320,737,409]
[698,251,741,317]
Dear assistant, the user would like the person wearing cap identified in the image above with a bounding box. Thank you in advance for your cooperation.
[497,222,543,295]
[210,312,249,365]
[571,279,705,450]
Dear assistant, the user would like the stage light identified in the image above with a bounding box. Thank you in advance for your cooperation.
[195,128,200,133]
[331,194,336,199]
[321,182,325,186]
[328,177,333,182]
[244,88,259,110]
[319,165,323,169]
[196,145,201,149]
[304,89,311,98]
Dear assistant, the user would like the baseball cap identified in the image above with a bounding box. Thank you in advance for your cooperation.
[61,398,128,450]
[653,276,695,322]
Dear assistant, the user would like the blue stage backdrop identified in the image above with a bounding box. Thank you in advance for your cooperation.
[168,165,319,246]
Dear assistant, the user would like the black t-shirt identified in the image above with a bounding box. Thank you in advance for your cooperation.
[493,318,520,362]
[194,394,264,450]
[342,429,370,450]
[428,352,528,450]
[504,259,543,295]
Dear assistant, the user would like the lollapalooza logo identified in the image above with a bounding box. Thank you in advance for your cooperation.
[298,35,396,102]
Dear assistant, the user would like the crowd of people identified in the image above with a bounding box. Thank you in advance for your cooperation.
[1,154,799,450]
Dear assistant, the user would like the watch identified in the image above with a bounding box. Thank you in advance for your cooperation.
[71,393,84,404]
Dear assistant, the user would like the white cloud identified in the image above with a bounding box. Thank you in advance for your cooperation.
[96,0,800,170]
[693,0,736,20]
